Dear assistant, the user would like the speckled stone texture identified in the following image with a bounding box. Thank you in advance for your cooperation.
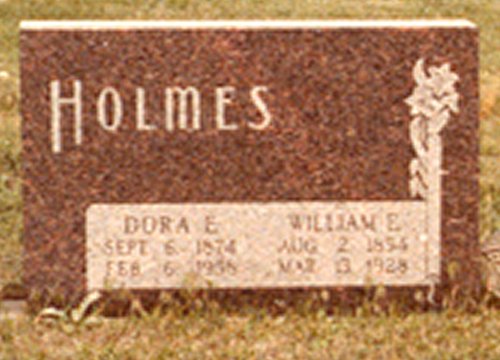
[20,22,479,304]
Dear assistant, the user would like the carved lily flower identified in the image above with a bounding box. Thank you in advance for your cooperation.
[405,85,443,118]
[405,59,459,119]
[428,64,459,98]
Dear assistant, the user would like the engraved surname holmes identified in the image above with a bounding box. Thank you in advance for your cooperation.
[50,82,273,153]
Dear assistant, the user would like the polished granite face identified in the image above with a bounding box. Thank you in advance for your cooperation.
[20,21,479,304]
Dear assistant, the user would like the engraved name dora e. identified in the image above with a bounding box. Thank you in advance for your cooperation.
[49,80,273,153]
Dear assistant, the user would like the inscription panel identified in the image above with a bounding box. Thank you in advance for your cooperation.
[87,202,428,289]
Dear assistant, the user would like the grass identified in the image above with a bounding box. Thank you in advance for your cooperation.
[1,305,500,359]
[0,0,499,358]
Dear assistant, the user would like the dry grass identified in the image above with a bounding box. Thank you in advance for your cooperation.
[1,298,500,359]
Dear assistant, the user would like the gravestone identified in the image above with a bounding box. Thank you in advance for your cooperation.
[20,20,480,302]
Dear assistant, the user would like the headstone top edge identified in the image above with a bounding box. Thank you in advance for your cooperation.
[19,19,477,31]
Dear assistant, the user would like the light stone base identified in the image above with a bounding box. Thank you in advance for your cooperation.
[86,202,435,290]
